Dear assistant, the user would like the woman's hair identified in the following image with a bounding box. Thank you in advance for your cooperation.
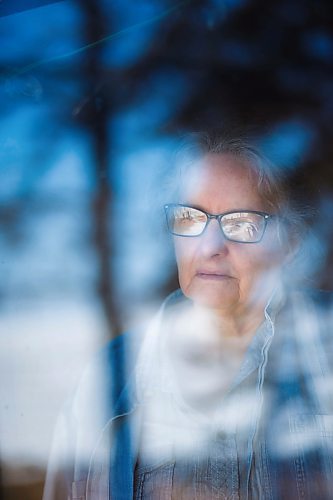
[166,129,311,245]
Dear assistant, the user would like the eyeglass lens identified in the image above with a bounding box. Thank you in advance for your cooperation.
[168,206,266,242]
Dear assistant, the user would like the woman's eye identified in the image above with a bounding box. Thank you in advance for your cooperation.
[237,222,257,231]
[193,215,206,223]
[177,209,204,222]
[224,221,259,238]
[177,210,193,221]
[185,211,194,220]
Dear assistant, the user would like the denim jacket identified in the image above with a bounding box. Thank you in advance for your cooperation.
[43,289,333,500]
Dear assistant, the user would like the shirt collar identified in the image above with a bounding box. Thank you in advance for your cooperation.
[135,285,286,402]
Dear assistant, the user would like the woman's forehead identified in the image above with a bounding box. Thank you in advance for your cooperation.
[179,153,261,202]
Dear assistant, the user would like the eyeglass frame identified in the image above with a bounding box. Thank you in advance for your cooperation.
[164,203,275,244]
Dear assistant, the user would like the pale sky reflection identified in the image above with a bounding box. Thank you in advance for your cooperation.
[0,300,107,469]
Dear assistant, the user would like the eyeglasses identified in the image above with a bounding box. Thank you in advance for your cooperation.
[164,204,274,243]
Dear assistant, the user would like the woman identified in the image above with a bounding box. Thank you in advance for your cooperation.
[43,132,333,500]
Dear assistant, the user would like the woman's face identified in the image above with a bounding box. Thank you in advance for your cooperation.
[174,153,286,316]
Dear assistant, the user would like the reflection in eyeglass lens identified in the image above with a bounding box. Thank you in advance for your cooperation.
[173,207,207,236]
[222,213,265,242]
[171,207,266,241]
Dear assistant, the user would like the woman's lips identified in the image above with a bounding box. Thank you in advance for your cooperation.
[196,271,234,281]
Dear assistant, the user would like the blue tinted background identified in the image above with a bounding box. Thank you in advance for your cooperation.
[1,0,333,497]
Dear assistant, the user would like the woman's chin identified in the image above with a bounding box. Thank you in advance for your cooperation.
[185,284,240,313]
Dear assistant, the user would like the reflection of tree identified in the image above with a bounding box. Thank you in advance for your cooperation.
[77,0,121,337]
[1,0,333,331]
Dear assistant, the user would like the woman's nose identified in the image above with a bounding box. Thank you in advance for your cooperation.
[199,219,228,257]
